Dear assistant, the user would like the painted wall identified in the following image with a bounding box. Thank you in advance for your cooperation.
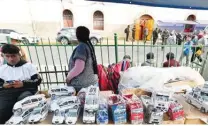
[0,0,207,39]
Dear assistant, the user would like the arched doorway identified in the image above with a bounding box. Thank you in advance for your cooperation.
[93,11,104,30]
[135,15,154,41]
[184,14,196,33]
[63,9,73,27]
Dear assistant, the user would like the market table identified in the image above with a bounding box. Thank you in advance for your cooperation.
[40,94,208,124]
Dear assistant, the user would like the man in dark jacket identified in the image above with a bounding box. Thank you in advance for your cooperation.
[153,28,158,45]
[163,52,180,67]
[0,44,42,124]
[125,25,130,41]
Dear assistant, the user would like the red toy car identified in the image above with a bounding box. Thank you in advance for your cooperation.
[123,94,144,124]
[168,100,184,121]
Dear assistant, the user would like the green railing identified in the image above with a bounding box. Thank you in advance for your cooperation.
[2,34,207,91]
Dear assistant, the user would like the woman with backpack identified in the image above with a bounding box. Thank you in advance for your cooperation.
[66,26,98,92]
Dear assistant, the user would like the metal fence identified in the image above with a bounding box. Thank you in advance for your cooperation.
[10,34,208,91]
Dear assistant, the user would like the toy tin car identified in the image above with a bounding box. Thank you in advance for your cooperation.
[50,96,80,112]
[96,103,108,124]
[13,94,47,113]
[48,85,76,98]
[77,88,87,107]
[28,102,49,123]
[6,108,33,125]
[123,94,144,124]
[83,85,99,124]
[52,110,65,124]
[168,100,184,120]
[186,86,208,113]
[140,95,163,124]
[108,94,127,124]
[152,91,171,112]
[65,108,80,125]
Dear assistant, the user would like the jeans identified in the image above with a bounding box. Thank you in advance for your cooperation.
[0,91,33,124]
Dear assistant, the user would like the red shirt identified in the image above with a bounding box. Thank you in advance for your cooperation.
[163,59,180,67]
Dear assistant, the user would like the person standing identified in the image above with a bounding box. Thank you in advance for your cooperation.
[179,36,192,66]
[124,25,130,42]
[161,29,169,50]
[66,26,98,92]
[143,27,149,43]
[163,52,180,67]
[132,25,136,42]
[152,28,158,45]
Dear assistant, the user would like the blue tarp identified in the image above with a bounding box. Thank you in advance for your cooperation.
[87,0,208,10]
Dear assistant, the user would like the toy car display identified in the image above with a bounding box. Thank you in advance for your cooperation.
[185,86,208,113]
[108,94,127,124]
[140,95,163,124]
[123,94,144,124]
[65,108,80,124]
[50,96,80,112]
[52,110,65,124]
[6,109,33,125]
[168,100,184,120]
[48,85,76,98]
[13,94,47,113]
[83,85,99,124]
[28,102,49,123]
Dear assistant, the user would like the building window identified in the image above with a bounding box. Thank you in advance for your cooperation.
[93,11,104,30]
[63,9,73,27]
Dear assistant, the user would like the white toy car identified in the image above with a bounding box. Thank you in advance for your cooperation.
[83,85,99,124]
[28,102,49,123]
[52,110,65,124]
[48,85,76,98]
[186,87,208,113]
[65,108,80,124]
[13,94,47,113]
[50,96,80,112]
[6,108,33,125]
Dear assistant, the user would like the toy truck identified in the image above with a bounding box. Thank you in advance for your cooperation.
[167,100,184,120]
[108,94,127,124]
[186,86,208,113]
[96,102,108,124]
[123,94,144,124]
[83,85,99,124]
[140,95,163,124]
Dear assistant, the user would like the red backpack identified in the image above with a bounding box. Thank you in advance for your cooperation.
[97,60,131,93]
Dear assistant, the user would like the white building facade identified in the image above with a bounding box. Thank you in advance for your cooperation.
[0,0,207,39]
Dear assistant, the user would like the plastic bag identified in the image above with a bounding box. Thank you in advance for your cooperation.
[118,66,205,92]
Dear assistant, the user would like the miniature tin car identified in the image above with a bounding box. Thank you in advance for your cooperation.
[140,95,163,124]
[77,88,87,107]
[52,110,65,124]
[168,100,184,120]
[96,103,108,124]
[48,85,76,98]
[186,86,208,113]
[6,108,33,125]
[13,94,47,113]
[28,102,49,123]
[108,94,127,124]
[152,91,171,112]
[83,85,99,124]
[50,96,80,112]
[65,108,80,125]
[123,94,144,124]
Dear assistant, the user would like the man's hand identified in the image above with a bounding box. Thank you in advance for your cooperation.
[13,80,23,88]
[3,83,13,88]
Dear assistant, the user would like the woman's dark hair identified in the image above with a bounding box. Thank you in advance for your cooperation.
[1,44,20,54]
[76,26,98,74]
[166,52,175,60]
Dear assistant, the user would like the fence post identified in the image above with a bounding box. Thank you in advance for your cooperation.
[114,33,118,63]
